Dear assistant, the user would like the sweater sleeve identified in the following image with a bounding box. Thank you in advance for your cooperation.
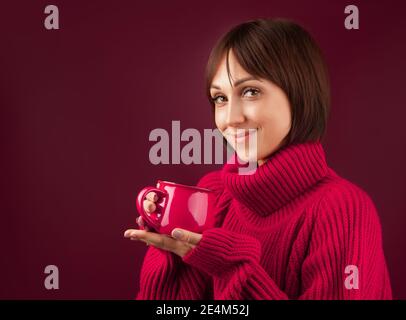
[135,246,212,300]
[135,170,228,300]
[182,185,392,300]
[182,227,288,299]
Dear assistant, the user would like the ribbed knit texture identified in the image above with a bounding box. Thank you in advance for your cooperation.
[135,141,392,300]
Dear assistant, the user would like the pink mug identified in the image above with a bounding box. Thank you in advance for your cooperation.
[136,180,216,235]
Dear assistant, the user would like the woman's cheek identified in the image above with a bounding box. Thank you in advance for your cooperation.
[214,109,227,131]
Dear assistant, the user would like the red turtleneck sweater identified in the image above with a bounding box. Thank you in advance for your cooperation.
[135,141,392,300]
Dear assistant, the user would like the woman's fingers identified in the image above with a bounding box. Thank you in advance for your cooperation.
[137,216,144,226]
[124,229,135,238]
[146,192,158,202]
[143,199,156,213]
[125,229,177,251]
[124,228,198,257]
[140,192,158,231]
[124,229,143,241]
[171,228,203,245]
[136,216,149,231]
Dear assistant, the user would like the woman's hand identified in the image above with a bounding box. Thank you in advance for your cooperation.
[124,191,202,258]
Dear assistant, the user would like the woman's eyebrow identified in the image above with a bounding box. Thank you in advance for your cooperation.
[210,76,259,90]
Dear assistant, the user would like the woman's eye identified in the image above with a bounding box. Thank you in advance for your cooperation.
[212,95,227,105]
[243,88,260,97]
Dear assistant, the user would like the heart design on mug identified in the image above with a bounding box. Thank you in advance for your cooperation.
[187,192,208,225]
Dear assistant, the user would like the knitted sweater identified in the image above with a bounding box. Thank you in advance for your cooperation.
[135,141,392,299]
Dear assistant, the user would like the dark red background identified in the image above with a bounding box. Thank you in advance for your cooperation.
[1,0,405,299]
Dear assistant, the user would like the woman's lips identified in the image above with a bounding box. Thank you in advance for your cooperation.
[234,131,250,143]
[227,130,255,144]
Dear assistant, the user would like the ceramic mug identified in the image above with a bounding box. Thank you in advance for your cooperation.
[136,180,216,235]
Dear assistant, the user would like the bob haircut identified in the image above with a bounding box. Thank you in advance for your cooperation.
[205,18,330,146]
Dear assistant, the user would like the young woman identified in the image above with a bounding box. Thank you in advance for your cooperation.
[124,18,392,299]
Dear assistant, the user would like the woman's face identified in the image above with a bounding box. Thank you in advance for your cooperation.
[210,50,292,165]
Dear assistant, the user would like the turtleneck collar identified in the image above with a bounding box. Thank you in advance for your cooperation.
[221,141,329,216]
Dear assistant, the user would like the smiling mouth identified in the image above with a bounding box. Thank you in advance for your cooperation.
[227,129,257,143]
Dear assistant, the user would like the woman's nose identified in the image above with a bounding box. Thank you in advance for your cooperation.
[225,101,246,127]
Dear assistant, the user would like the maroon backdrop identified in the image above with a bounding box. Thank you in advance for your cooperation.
[1,0,405,299]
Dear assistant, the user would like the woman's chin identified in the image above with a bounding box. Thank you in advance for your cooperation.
[235,148,259,164]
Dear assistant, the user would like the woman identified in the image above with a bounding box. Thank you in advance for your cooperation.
[124,18,392,299]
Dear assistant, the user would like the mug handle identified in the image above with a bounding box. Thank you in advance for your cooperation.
[136,186,167,231]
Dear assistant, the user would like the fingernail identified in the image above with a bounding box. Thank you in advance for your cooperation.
[130,232,139,238]
[172,229,183,239]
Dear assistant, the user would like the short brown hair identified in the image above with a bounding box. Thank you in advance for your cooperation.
[205,18,330,146]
